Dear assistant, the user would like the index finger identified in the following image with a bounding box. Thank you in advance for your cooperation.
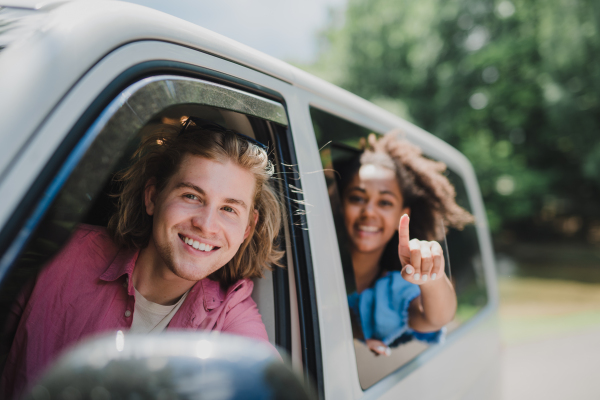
[398,214,410,245]
[398,214,411,255]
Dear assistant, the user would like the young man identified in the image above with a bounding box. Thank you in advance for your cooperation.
[1,120,284,398]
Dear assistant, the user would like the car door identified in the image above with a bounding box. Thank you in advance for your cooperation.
[286,84,502,399]
[0,3,324,397]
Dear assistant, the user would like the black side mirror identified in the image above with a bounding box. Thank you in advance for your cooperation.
[23,332,315,400]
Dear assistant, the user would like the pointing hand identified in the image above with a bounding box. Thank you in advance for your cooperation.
[398,214,444,285]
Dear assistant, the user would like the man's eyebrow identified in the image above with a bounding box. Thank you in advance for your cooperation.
[176,182,248,210]
[225,198,248,210]
[176,182,205,195]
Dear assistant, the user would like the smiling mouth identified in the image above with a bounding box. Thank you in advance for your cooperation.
[179,234,219,252]
[357,225,381,233]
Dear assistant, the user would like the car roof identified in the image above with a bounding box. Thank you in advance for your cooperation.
[0,0,469,178]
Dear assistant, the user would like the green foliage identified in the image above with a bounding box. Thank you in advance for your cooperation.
[309,0,600,239]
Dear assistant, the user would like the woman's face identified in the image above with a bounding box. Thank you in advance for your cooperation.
[342,164,410,255]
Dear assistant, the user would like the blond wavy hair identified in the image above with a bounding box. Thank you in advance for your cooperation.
[108,124,284,286]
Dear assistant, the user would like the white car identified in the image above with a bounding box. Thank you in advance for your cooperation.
[0,1,501,399]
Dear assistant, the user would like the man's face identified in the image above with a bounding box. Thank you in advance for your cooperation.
[144,154,257,282]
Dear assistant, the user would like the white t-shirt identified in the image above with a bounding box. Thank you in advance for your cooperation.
[130,288,189,334]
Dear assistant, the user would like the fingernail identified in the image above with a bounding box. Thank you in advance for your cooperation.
[413,273,420,280]
[384,347,391,356]
[406,265,414,274]
[431,273,437,281]
[422,274,428,282]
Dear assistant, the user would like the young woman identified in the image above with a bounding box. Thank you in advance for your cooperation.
[339,131,473,355]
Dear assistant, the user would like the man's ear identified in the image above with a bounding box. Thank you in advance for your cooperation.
[244,209,259,240]
[144,178,158,216]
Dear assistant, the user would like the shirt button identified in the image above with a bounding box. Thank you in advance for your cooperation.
[123,282,127,288]
[124,310,132,317]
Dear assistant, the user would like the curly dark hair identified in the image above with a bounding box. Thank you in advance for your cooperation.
[337,129,474,271]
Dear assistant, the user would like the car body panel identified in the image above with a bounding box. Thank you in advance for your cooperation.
[0,39,295,236]
[0,1,501,399]
[0,0,296,182]
[294,89,500,399]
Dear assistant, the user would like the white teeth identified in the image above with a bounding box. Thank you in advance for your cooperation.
[359,226,379,232]
[183,236,214,252]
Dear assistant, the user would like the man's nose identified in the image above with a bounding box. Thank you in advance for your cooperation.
[192,207,219,234]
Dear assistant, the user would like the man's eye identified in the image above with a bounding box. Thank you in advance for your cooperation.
[222,206,235,213]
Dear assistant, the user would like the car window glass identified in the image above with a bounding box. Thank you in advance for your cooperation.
[310,107,488,389]
[0,76,291,397]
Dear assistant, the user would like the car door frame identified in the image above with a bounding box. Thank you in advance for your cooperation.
[291,88,502,399]
[0,40,325,398]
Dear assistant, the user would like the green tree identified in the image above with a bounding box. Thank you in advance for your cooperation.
[309,0,600,240]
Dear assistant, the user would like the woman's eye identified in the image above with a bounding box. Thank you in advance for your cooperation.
[379,200,393,207]
[348,195,366,204]
[184,194,198,201]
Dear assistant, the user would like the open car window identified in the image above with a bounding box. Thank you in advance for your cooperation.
[310,107,488,389]
[0,75,293,394]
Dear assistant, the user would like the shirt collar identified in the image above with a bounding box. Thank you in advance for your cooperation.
[199,278,247,310]
[99,247,139,295]
[98,247,248,315]
[200,279,224,311]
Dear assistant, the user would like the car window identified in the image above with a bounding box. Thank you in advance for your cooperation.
[0,75,294,395]
[310,106,488,389]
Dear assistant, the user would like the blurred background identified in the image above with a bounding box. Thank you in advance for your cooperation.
[128,0,600,398]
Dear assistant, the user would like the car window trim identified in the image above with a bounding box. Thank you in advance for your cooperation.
[0,73,288,279]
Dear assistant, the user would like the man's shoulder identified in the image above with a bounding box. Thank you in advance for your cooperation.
[55,224,120,267]
[73,223,111,239]
[70,224,117,248]
[31,225,124,299]
[226,278,254,296]
[200,278,254,305]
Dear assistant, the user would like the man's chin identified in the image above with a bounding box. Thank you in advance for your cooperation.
[169,265,211,282]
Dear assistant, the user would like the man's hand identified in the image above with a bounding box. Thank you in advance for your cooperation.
[398,214,444,285]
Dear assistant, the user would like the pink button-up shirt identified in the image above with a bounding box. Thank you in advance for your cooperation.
[1,225,272,399]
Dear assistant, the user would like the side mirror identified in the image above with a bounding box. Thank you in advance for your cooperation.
[23,332,314,400]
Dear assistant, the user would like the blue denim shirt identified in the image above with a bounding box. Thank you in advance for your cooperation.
[348,271,445,347]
